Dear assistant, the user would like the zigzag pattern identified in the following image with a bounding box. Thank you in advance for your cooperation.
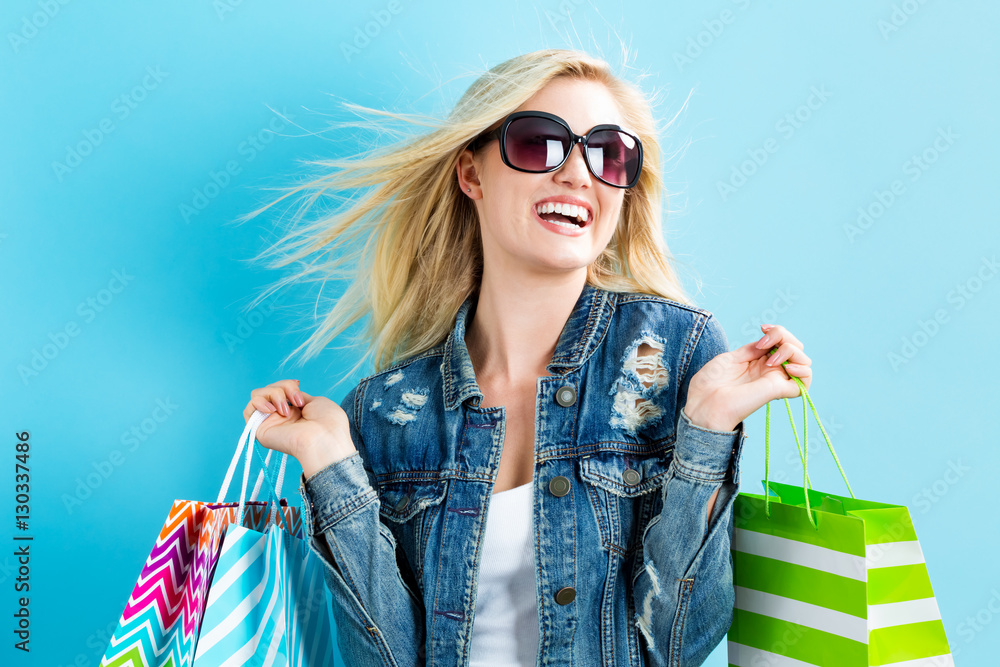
[102,499,301,667]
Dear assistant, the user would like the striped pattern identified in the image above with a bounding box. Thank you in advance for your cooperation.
[728,642,955,667]
[101,499,299,667]
[728,488,953,666]
[193,525,337,666]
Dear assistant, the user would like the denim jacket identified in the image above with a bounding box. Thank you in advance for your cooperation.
[297,283,747,667]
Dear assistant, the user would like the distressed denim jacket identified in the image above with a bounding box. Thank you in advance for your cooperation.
[297,284,747,667]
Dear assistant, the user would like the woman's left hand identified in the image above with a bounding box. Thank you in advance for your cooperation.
[684,324,812,432]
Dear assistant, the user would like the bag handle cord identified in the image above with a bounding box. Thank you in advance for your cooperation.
[764,358,855,528]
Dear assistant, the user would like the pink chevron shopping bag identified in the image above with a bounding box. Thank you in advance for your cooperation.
[100,413,301,667]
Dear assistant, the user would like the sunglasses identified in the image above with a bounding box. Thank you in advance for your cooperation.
[471,111,643,189]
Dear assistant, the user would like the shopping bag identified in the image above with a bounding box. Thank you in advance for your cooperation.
[192,411,339,666]
[192,519,337,666]
[100,411,314,667]
[727,378,953,667]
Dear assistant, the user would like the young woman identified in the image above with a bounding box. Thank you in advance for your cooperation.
[242,49,811,666]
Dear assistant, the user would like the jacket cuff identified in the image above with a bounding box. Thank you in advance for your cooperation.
[298,452,378,535]
[673,407,747,485]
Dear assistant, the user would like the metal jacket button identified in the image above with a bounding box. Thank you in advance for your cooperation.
[548,476,571,497]
[555,385,576,407]
[554,587,576,605]
[394,495,410,512]
[622,468,641,486]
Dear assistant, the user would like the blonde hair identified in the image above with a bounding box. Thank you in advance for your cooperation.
[241,48,690,378]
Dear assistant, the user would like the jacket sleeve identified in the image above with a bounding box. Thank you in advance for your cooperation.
[298,381,426,667]
[634,314,748,667]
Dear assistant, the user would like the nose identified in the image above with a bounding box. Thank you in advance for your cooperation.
[554,140,592,188]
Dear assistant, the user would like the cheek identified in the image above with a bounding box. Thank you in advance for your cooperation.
[478,195,525,245]
[599,198,626,239]
[487,193,523,226]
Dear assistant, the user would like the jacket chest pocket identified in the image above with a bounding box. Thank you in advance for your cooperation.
[578,448,673,558]
[377,479,448,583]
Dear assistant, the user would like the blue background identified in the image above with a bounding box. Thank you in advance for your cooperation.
[2,1,997,665]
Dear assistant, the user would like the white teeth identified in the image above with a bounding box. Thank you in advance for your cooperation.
[547,218,579,230]
[535,202,590,224]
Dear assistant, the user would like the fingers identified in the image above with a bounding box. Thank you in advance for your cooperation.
[749,324,810,367]
[781,363,812,378]
[757,324,804,351]
[730,339,773,364]
[764,341,811,368]
[781,362,812,390]
[244,379,309,422]
[730,325,813,382]
[728,325,815,401]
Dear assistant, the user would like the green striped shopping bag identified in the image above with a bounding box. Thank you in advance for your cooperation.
[727,376,953,667]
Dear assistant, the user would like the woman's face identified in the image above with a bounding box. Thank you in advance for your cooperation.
[458,77,630,281]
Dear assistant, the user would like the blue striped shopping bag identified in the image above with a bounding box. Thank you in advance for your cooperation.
[192,410,340,667]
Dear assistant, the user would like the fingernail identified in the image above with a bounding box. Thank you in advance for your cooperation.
[294,394,304,407]
[761,324,774,331]
[263,401,276,412]
[756,334,770,349]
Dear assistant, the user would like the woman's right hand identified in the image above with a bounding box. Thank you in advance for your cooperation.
[243,379,357,479]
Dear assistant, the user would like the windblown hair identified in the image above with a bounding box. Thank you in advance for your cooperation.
[242,49,690,377]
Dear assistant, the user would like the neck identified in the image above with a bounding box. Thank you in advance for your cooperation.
[465,266,587,385]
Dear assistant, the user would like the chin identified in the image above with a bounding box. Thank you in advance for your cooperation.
[528,249,601,274]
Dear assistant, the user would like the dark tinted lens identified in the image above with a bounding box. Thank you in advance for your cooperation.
[586,129,640,187]
[504,116,570,172]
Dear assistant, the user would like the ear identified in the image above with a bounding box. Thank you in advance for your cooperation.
[456,149,482,199]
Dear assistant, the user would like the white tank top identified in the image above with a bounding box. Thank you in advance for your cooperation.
[468,481,539,666]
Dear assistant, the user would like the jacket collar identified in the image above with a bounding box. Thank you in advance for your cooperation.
[440,283,613,410]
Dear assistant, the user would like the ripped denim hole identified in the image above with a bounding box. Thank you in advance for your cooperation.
[610,335,670,434]
[635,559,662,649]
[447,507,480,516]
[384,387,430,426]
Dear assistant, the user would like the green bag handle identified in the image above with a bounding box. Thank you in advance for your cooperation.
[764,350,855,528]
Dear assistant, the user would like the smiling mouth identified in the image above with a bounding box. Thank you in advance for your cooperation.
[535,202,589,228]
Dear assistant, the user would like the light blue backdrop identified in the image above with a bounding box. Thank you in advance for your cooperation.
[2,1,997,665]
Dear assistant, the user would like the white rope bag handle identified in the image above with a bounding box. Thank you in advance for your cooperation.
[216,410,286,527]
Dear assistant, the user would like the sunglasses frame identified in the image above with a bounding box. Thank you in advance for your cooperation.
[473,110,644,189]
